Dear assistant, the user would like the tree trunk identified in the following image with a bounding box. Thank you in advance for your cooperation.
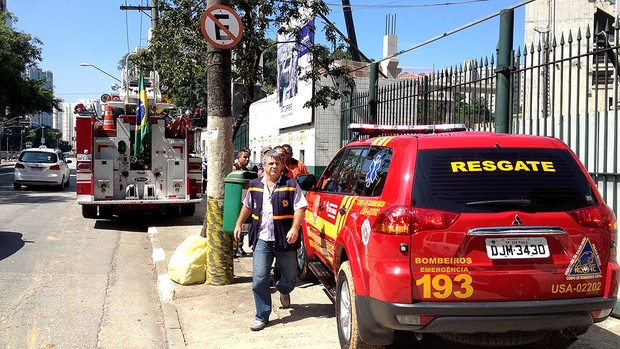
[201,0,234,285]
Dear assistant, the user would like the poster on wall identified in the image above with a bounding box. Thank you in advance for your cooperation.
[277,20,314,129]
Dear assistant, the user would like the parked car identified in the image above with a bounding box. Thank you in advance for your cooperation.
[298,123,618,349]
[13,146,71,190]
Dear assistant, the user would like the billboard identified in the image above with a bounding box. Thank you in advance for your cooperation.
[277,20,314,129]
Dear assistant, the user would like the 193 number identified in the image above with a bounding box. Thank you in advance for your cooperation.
[415,274,474,299]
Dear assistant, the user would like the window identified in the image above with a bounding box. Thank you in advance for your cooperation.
[20,151,57,163]
[413,148,597,213]
[317,149,346,192]
[324,148,367,194]
[355,147,393,197]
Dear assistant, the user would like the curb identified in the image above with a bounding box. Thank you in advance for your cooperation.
[148,227,186,349]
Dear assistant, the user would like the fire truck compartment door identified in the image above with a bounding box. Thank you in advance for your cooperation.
[94,160,114,199]
[166,159,186,199]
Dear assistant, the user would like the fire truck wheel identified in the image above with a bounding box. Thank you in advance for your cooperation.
[98,206,113,219]
[180,205,195,216]
[165,205,180,217]
[82,206,97,219]
[13,183,21,190]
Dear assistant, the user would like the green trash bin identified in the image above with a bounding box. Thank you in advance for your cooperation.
[223,170,258,234]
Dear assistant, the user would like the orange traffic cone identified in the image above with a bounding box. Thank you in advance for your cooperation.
[103,104,115,130]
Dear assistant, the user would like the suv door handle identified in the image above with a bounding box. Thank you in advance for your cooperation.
[339,207,347,215]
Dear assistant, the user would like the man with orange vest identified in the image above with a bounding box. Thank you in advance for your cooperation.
[233,149,307,331]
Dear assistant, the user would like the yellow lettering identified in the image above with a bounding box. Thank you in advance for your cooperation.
[482,160,497,171]
[514,161,530,171]
[451,162,467,172]
[497,160,513,171]
[467,161,482,172]
[526,161,541,171]
[541,161,555,172]
[416,274,474,299]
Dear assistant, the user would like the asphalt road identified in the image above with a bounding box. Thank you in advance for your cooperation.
[0,162,166,348]
[0,161,618,349]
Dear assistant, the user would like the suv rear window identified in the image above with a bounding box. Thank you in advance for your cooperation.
[413,148,597,213]
[20,151,58,163]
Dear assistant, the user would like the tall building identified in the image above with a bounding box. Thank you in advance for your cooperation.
[25,67,54,127]
[524,0,617,115]
[1,0,11,28]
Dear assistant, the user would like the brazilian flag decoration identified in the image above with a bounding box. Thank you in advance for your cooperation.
[134,70,150,155]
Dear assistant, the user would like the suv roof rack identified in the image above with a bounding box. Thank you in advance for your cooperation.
[348,123,468,136]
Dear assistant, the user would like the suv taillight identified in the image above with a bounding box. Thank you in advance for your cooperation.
[373,206,459,235]
[568,204,618,259]
[50,165,61,171]
[15,163,25,169]
[568,204,617,231]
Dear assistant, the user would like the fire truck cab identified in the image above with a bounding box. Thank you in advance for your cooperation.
[75,68,202,219]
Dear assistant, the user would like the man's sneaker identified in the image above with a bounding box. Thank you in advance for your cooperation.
[250,320,267,331]
[280,293,291,308]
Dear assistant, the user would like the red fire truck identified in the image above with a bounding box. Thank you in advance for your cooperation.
[75,68,202,219]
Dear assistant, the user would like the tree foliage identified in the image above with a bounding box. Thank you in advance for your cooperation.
[135,0,355,138]
[0,12,61,119]
[453,92,493,124]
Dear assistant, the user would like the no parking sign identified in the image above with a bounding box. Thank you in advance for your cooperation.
[200,5,243,49]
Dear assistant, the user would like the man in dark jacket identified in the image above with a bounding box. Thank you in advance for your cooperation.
[233,149,307,331]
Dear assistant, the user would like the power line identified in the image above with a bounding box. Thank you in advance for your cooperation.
[326,0,491,10]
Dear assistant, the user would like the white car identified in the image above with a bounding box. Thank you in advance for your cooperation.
[13,146,71,190]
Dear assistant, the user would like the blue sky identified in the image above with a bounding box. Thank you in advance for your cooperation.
[8,0,524,103]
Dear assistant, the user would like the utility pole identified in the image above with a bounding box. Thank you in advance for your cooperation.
[120,1,157,30]
[201,0,235,285]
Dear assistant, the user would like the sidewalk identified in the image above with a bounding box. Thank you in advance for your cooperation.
[148,198,338,349]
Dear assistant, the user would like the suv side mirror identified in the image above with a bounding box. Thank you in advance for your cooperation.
[297,174,316,191]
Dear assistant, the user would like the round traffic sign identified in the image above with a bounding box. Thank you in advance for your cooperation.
[200,5,244,50]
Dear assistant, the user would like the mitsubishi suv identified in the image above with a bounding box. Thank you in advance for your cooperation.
[298,124,618,349]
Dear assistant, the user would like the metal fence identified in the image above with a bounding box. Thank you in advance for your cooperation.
[341,23,620,216]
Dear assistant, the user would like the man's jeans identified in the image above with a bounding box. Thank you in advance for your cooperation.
[252,239,297,322]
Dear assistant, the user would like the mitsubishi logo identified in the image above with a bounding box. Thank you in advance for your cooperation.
[512,214,524,226]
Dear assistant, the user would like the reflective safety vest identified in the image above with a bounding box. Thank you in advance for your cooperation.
[247,176,301,251]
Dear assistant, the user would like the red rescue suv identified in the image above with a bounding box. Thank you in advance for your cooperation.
[297,124,618,349]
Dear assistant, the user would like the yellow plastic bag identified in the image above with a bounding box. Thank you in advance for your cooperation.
[168,235,207,285]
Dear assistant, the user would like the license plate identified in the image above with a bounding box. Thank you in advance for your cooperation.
[30,167,44,171]
[485,237,549,259]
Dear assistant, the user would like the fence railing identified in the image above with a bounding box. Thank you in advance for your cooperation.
[341,23,620,215]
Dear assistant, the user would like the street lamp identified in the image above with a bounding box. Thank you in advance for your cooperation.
[79,63,121,83]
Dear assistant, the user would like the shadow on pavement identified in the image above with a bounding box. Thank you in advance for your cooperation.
[0,232,31,261]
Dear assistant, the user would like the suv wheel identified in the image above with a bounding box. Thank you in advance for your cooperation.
[297,240,316,282]
[336,261,382,349]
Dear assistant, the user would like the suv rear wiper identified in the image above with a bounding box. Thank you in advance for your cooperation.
[466,199,533,208]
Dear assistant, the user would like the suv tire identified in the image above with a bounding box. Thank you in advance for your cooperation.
[297,240,316,282]
[336,261,382,349]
